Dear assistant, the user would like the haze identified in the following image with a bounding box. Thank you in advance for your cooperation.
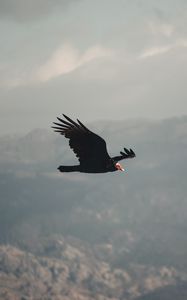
[1,2,187,299]
[0,0,187,134]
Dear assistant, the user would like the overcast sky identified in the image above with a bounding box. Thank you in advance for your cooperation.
[0,0,187,134]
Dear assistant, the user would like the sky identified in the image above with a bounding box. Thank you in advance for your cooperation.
[0,0,187,134]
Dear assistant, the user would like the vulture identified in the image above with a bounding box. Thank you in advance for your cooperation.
[52,114,135,173]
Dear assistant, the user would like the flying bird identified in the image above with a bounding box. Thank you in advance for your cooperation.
[52,114,135,173]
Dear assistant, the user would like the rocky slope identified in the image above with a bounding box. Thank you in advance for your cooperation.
[0,236,186,300]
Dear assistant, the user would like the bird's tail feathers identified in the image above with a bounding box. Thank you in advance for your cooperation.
[58,165,80,172]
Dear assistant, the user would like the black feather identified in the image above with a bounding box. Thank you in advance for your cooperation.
[52,114,136,173]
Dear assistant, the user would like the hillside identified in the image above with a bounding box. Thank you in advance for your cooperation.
[0,240,185,300]
[0,116,187,299]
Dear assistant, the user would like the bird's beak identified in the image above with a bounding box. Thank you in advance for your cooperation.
[115,163,125,171]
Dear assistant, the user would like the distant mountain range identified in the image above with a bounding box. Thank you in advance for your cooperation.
[0,116,187,299]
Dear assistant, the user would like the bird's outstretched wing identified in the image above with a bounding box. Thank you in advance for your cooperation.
[112,148,136,162]
[52,114,110,164]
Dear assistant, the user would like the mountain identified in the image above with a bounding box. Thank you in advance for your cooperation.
[0,116,187,299]
[136,282,187,300]
[0,240,185,300]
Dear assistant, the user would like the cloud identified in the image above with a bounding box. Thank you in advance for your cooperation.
[0,44,113,87]
[139,38,187,59]
[139,45,172,58]
[0,0,79,21]
[148,22,174,37]
[35,44,112,83]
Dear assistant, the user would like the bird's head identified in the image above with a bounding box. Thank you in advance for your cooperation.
[115,162,125,172]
